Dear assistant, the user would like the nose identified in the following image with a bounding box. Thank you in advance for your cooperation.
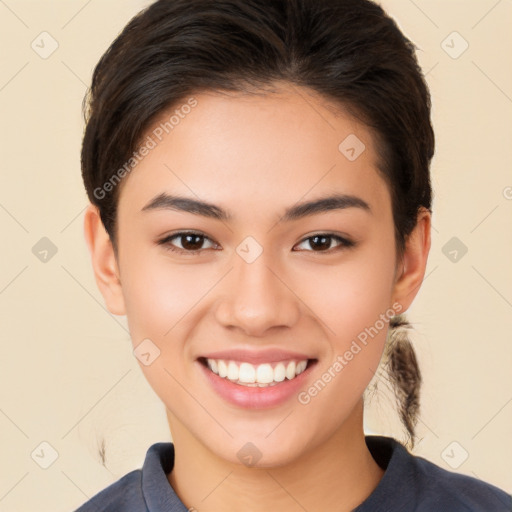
[214,250,301,337]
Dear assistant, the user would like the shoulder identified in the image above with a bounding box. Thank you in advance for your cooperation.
[73,442,181,512]
[73,469,145,512]
[361,436,512,511]
[410,448,511,510]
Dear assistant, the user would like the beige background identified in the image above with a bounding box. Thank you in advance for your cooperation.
[0,0,511,510]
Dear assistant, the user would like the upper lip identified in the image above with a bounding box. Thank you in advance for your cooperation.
[199,349,314,365]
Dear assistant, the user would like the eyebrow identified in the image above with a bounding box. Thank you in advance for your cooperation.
[141,192,371,221]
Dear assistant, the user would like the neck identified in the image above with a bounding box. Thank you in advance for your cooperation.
[167,400,384,512]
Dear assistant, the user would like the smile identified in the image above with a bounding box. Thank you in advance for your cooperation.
[202,358,309,387]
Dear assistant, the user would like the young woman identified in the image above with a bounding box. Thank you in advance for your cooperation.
[76,0,511,510]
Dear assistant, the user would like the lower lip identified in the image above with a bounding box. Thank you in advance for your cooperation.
[198,360,316,409]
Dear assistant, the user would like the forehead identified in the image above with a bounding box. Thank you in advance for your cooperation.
[117,85,391,224]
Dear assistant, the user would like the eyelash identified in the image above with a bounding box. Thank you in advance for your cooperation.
[157,231,356,256]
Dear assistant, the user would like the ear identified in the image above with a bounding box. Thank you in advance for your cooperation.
[391,207,431,313]
[83,203,126,316]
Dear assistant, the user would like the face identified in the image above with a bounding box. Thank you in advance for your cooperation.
[90,83,426,467]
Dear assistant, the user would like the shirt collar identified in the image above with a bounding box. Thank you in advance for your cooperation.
[141,442,189,511]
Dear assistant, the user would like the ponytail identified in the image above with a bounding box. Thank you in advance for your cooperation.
[384,314,422,448]
[366,313,422,449]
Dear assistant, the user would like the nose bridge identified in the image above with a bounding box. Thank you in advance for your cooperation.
[214,245,300,335]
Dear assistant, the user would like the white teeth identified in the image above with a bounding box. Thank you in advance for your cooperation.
[286,361,296,380]
[227,361,239,380]
[205,358,309,386]
[217,360,228,378]
[239,362,256,383]
[296,360,307,374]
[208,359,218,374]
[256,363,273,384]
[273,363,286,382]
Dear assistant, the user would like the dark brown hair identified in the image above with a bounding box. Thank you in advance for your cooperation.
[81,0,434,448]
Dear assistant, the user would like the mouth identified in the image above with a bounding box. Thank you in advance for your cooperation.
[197,356,318,409]
[198,357,317,387]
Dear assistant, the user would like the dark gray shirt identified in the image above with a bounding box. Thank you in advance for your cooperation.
[74,435,512,511]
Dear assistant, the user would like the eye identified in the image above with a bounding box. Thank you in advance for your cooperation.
[293,233,355,253]
[157,231,219,255]
[157,231,355,256]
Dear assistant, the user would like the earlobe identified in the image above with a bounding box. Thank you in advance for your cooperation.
[83,204,126,316]
[391,208,431,313]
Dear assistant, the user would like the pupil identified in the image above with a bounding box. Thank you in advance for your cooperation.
[311,235,330,250]
[183,234,203,250]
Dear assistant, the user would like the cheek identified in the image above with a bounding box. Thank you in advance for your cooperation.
[119,250,207,399]
[299,246,396,335]
[297,241,396,388]
[120,247,209,340]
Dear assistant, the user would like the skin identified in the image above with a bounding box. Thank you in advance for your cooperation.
[84,82,430,512]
